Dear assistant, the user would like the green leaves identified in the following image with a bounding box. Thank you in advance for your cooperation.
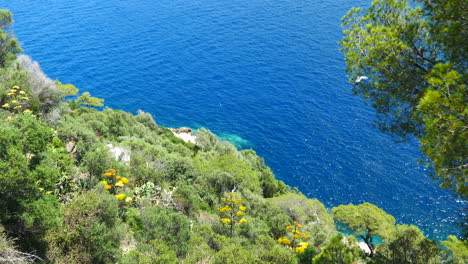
[341,0,433,137]
[417,63,467,196]
[442,235,468,263]
[341,0,467,198]
[55,80,79,96]
[332,202,396,257]
[0,10,22,67]
[76,91,104,107]
[374,225,441,264]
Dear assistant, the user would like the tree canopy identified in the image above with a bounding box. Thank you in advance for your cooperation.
[0,9,22,67]
[75,91,104,107]
[332,202,396,257]
[374,224,441,264]
[340,0,467,197]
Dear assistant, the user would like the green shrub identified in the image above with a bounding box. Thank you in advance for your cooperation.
[269,193,335,247]
[240,149,289,197]
[254,235,298,264]
[312,234,363,264]
[372,225,441,264]
[174,183,208,216]
[13,114,53,155]
[46,187,122,264]
[180,233,215,264]
[195,154,262,196]
[212,239,258,264]
[82,144,113,178]
[121,240,178,264]
[139,206,191,257]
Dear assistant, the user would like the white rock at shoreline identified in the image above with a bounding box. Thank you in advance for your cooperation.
[358,242,371,254]
[173,132,197,144]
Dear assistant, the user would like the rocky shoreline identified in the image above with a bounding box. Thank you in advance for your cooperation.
[170,127,197,144]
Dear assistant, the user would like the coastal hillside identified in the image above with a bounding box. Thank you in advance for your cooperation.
[0,8,466,264]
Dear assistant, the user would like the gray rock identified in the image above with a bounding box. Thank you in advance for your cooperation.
[107,144,131,163]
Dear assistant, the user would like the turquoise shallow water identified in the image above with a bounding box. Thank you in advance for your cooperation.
[1,0,464,239]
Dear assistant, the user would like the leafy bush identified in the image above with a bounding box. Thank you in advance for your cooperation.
[121,240,178,264]
[269,193,335,247]
[46,187,122,264]
[372,225,441,264]
[312,234,363,264]
[139,206,191,257]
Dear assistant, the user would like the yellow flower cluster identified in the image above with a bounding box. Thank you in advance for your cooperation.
[218,192,248,224]
[115,193,126,200]
[2,86,33,120]
[295,246,305,254]
[218,192,248,236]
[2,86,29,114]
[101,180,112,190]
[295,242,309,253]
[218,205,231,212]
[220,218,231,224]
[103,168,116,177]
[278,221,309,253]
[278,237,291,245]
[221,192,244,204]
[294,221,302,229]
[101,169,132,202]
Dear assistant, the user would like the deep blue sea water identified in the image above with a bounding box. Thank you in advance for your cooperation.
[2,0,464,239]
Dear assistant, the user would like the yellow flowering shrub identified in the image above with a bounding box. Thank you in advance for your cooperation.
[217,192,248,236]
[100,169,132,202]
[1,86,33,120]
[277,221,309,254]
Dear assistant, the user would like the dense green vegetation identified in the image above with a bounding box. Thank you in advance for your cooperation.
[340,0,467,198]
[0,8,466,264]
